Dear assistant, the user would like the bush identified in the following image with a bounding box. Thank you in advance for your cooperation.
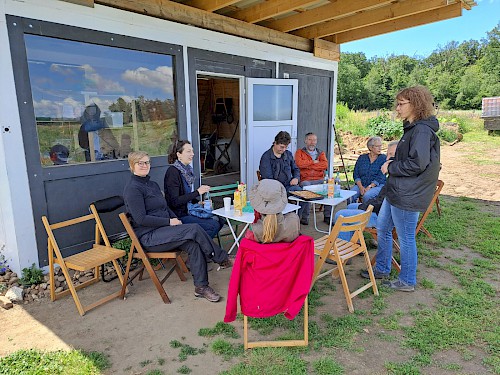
[366,112,403,140]
[436,128,459,142]
[336,102,350,121]
[20,263,44,286]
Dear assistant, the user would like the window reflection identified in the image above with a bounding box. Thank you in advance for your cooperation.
[253,85,293,121]
[24,35,178,166]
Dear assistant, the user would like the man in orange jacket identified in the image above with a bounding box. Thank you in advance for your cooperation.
[294,132,328,225]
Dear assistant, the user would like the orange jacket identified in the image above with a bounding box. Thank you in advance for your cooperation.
[295,148,328,182]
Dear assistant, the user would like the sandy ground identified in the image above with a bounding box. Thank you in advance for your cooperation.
[0,141,498,374]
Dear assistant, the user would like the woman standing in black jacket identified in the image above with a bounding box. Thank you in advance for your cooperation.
[367,86,440,292]
[123,151,231,302]
[164,140,224,238]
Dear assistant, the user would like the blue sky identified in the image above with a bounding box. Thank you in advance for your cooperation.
[341,0,500,59]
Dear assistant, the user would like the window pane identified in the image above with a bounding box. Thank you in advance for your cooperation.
[253,85,293,121]
[24,35,177,166]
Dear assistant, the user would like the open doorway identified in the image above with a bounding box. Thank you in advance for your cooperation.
[197,75,241,186]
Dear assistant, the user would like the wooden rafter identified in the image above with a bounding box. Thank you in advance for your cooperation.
[294,0,450,39]
[261,0,395,33]
[327,2,462,44]
[184,0,240,12]
[95,0,313,52]
[229,0,320,24]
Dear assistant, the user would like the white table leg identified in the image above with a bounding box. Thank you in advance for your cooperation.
[226,218,250,254]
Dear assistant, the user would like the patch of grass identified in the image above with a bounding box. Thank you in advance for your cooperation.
[312,357,344,375]
[310,312,371,349]
[440,362,462,370]
[0,349,110,374]
[177,365,192,374]
[140,359,153,367]
[379,311,403,330]
[220,347,308,375]
[385,360,421,375]
[211,339,244,360]
[169,340,205,362]
[420,278,435,289]
[157,358,165,366]
[146,370,164,375]
[199,322,239,339]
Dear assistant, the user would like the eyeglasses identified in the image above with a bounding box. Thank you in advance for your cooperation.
[397,102,410,107]
[371,145,383,148]
[136,161,151,167]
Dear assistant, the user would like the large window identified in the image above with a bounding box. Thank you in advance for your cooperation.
[24,35,178,166]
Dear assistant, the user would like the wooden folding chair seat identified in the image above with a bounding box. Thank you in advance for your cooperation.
[118,213,188,304]
[256,170,262,181]
[367,180,444,270]
[41,213,127,316]
[313,206,378,313]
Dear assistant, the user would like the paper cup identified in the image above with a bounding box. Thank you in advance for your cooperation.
[223,197,231,211]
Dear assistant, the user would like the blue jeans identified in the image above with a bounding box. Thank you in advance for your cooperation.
[299,179,323,219]
[334,203,378,241]
[375,198,420,285]
[349,184,384,204]
[180,215,224,239]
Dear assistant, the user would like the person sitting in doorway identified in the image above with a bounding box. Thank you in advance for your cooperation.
[333,141,398,241]
[49,144,70,165]
[294,132,328,226]
[164,140,224,239]
[248,179,300,244]
[124,151,232,303]
[259,131,306,219]
[349,136,387,203]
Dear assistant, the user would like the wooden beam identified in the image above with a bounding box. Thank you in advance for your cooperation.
[95,0,313,52]
[262,0,394,32]
[330,3,462,44]
[184,0,240,13]
[314,38,340,61]
[58,0,94,6]
[229,0,319,24]
[294,0,449,39]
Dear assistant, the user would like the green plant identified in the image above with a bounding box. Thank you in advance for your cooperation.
[0,349,110,374]
[436,127,458,142]
[336,102,350,121]
[211,339,244,360]
[20,263,44,286]
[312,357,344,375]
[199,321,240,338]
[366,112,403,140]
[177,365,192,374]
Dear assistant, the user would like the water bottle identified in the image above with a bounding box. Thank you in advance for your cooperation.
[334,171,341,198]
[204,192,212,210]
[322,171,328,195]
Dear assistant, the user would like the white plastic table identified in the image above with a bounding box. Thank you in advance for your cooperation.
[212,203,300,254]
[289,185,356,234]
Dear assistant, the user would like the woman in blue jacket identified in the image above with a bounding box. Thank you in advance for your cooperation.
[363,86,440,292]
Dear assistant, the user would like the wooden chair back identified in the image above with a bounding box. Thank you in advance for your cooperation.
[256,170,262,181]
[41,212,126,316]
[118,212,188,304]
[313,206,378,313]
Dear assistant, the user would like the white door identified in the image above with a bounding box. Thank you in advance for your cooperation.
[246,78,298,187]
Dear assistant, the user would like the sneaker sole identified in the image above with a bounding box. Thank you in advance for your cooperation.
[194,292,220,302]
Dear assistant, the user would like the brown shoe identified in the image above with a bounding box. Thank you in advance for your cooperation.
[218,256,234,270]
[194,286,221,302]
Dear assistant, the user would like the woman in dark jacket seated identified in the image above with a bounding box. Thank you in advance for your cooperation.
[123,151,231,303]
[164,140,224,238]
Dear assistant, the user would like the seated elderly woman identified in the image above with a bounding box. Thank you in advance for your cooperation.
[164,140,224,239]
[248,179,300,244]
[123,151,232,303]
[349,136,387,203]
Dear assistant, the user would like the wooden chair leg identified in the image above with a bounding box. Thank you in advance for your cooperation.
[141,256,171,304]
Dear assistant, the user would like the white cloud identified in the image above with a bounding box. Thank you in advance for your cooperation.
[81,64,125,93]
[121,66,174,95]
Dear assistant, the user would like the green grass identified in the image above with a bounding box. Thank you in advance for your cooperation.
[199,322,240,339]
[0,349,110,375]
[311,357,344,375]
[211,339,244,360]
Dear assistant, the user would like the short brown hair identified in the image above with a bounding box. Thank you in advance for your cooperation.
[395,86,435,121]
[274,131,291,145]
[128,151,149,172]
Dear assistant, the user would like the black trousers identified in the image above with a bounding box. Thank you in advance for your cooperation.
[139,223,227,287]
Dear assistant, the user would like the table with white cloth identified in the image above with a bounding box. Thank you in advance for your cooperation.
[289,185,356,234]
[212,203,301,254]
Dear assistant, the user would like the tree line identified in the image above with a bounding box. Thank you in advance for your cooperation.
[337,23,500,111]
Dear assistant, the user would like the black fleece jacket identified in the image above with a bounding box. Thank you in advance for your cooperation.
[123,174,177,238]
[386,117,440,212]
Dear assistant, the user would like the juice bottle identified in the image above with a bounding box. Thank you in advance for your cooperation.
[234,190,242,216]
[327,178,334,199]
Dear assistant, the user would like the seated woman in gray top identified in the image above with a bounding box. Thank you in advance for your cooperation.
[123,151,231,303]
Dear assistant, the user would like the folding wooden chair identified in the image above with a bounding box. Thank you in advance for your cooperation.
[118,213,188,304]
[89,196,129,282]
[367,179,444,270]
[313,206,378,313]
[256,170,262,181]
[41,213,127,316]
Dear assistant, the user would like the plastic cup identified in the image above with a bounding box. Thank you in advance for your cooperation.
[223,197,231,211]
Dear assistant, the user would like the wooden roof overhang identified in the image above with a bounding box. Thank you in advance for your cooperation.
[61,0,477,61]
